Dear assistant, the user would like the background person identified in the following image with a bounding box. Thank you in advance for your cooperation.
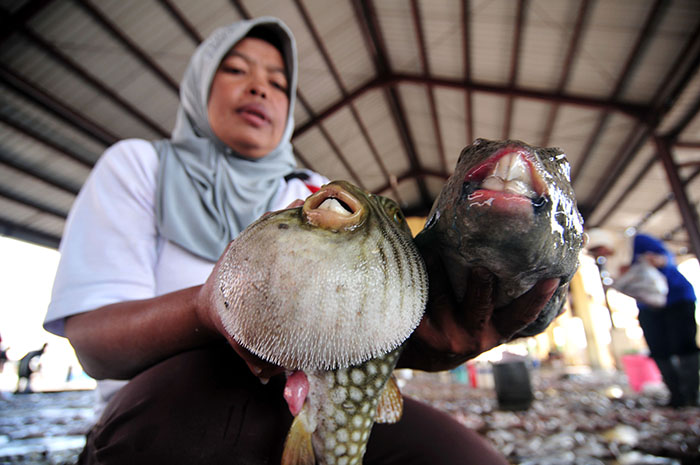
[588,230,699,408]
[628,234,699,407]
[15,343,47,393]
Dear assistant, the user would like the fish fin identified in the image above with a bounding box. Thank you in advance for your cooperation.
[375,374,403,423]
[281,410,315,465]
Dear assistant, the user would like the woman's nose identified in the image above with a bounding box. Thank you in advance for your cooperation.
[248,82,267,99]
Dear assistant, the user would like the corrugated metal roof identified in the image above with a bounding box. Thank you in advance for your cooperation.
[0,0,698,257]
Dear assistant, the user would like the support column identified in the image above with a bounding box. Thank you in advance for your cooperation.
[654,136,700,256]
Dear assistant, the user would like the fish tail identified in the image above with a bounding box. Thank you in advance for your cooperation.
[375,374,403,424]
[281,409,315,465]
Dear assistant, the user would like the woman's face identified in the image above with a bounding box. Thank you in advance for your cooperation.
[208,37,289,159]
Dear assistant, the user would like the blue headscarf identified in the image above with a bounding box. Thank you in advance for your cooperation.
[154,17,298,261]
[633,234,696,307]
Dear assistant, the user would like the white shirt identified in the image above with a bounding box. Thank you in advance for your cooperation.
[44,139,328,336]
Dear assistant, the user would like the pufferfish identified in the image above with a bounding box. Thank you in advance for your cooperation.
[213,181,428,465]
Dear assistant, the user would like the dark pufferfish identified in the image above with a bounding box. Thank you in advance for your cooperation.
[415,138,585,337]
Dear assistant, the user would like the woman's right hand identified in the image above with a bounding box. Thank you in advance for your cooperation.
[194,199,304,381]
[195,241,285,382]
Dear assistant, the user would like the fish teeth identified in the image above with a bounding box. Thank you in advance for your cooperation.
[318,198,352,216]
[481,153,536,197]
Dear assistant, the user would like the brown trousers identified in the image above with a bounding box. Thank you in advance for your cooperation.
[79,344,507,465]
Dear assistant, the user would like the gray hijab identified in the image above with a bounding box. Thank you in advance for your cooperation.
[154,17,298,261]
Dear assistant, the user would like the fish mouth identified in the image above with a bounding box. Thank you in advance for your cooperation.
[462,146,548,213]
[302,182,366,231]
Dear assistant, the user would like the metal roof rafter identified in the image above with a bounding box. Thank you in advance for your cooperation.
[540,0,590,147]
[411,0,447,174]
[352,0,431,210]
[586,20,700,222]
[293,73,648,138]
[503,0,526,140]
[0,0,55,44]
[15,22,169,138]
[0,64,118,146]
[0,112,94,169]
[0,186,67,220]
[0,151,80,196]
[294,0,389,193]
[462,0,474,145]
[571,0,668,183]
[74,0,179,93]
[0,218,60,249]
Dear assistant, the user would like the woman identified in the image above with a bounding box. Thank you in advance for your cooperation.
[44,17,557,464]
[630,234,698,407]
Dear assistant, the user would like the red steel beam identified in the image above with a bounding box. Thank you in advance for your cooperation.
[586,20,700,222]
[292,73,648,139]
[676,141,700,149]
[462,0,474,145]
[352,0,431,209]
[655,135,700,257]
[294,0,394,196]
[571,0,668,183]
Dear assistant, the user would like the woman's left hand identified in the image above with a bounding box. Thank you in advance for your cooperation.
[398,252,559,372]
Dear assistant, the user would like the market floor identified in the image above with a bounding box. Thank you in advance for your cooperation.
[0,367,697,465]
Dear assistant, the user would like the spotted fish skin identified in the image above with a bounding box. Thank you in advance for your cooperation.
[314,348,401,464]
[283,348,402,465]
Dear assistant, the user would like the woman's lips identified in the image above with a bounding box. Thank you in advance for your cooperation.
[236,103,271,127]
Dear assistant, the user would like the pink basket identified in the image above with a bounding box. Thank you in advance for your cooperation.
[622,354,662,392]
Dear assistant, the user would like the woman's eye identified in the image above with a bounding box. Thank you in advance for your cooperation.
[222,66,244,75]
[271,80,288,92]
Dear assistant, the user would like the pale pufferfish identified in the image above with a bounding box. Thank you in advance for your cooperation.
[213,181,428,465]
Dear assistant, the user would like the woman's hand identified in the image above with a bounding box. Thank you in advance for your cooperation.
[194,199,306,381]
[398,252,559,372]
[195,241,285,382]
